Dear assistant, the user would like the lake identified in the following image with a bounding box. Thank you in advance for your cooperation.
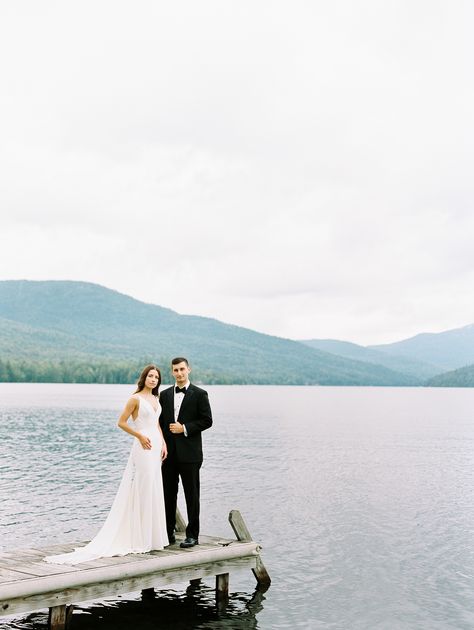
[1,384,474,629]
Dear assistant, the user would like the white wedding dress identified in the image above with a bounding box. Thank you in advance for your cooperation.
[45,396,169,565]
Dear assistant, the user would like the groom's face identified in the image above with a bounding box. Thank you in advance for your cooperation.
[172,361,191,385]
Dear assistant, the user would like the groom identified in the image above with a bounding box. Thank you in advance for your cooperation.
[159,357,213,548]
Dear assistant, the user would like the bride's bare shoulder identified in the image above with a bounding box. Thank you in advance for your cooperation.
[124,395,140,409]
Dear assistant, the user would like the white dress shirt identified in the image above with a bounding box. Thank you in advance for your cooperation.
[174,381,190,436]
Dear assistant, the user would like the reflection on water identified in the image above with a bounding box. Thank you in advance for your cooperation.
[2,384,474,629]
[7,586,267,630]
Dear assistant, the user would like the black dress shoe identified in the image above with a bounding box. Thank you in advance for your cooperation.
[167,535,176,545]
[180,537,198,548]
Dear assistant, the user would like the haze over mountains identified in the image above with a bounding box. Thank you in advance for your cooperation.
[0,280,473,386]
[302,326,474,386]
[300,339,441,380]
[370,326,474,371]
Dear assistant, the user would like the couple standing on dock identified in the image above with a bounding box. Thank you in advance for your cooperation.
[45,358,213,565]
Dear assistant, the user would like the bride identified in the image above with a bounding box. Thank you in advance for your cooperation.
[45,364,169,565]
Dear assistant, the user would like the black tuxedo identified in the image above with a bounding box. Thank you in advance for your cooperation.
[159,383,212,540]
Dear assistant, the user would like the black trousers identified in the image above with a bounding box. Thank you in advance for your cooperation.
[162,458,202,540]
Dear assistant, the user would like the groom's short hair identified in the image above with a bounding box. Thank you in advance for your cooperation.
[171,357,189,366]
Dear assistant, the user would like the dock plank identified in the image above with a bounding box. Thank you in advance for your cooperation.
[0,567,39,583]
[0,511,269,625]
[1,539,260,616]
[2,556,256,616]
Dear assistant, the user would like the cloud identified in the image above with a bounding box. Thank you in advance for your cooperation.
[0,1,473,344]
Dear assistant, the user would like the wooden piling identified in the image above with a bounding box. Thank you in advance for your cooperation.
[216,572,229,607]
[47,604,67,630]
[229,510,271,588]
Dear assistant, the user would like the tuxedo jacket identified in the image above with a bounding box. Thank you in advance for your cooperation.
[159,383,213,464]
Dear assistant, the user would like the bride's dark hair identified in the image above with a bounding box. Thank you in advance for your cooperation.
[134,364,161,396]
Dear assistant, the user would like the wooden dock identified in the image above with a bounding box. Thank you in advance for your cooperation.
[0,510,270,630]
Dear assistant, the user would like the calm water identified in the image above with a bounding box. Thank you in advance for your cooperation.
[1,384,474,630]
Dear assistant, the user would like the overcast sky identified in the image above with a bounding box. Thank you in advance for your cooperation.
[1,1,473,345]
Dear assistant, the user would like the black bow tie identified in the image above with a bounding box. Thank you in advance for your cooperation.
[175,386,186,394]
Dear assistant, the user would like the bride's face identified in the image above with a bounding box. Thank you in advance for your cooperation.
[145,369,159,390]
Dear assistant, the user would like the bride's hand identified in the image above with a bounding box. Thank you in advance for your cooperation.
[138,435,152,450]
[161,442,168,460]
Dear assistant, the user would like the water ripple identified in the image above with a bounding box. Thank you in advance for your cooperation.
[1,385,474,629]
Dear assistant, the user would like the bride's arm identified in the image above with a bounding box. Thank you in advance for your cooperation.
[117,397,152,450]
[158,424,167,460]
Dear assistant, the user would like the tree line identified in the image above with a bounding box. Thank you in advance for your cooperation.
[426,364,474,387]
[0,358,251,385]
[0,358,148,384]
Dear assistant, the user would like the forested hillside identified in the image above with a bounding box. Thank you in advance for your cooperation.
[0,280,418,385]
[426,364,474,387]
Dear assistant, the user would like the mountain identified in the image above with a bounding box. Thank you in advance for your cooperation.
[370,324,474,371]
[426,364,474,387]
[300,339,442,380]
[0,280,417,385]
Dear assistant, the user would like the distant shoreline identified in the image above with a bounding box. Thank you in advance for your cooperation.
[1,380,471,388]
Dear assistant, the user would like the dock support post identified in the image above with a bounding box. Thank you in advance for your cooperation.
[229,510,271,588]
[48,604,68,630]
[141,587,155,600]
[216,572,229,606]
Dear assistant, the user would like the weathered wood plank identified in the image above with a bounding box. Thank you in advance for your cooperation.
[0,567,38,582]
[1,556,256,616]
[0,542,89,565]
[0,535,230,575]
[228,510,252,542]
[1,542,258,600]
[228,511,271,587]
[0,544,199,583]
[56,551,161,570]
[0,511,270,622]
[3,561,81,578]
[0,536,250,588]
[252,556,271,588]
[0,550,47,566]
